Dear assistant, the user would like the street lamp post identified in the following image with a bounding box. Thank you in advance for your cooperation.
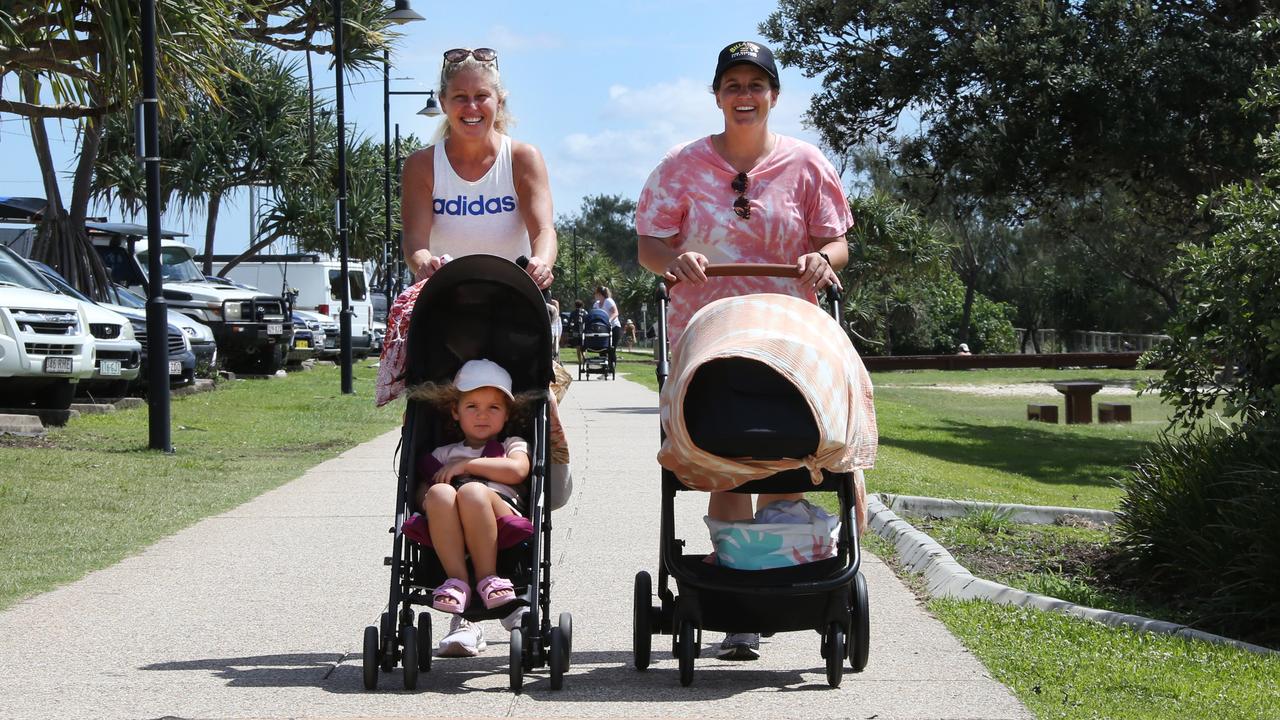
[140,0,171,451]
[381,2,425,314]
[333,0,354,394]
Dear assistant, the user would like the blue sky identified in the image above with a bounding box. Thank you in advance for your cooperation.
[0,1,833,256]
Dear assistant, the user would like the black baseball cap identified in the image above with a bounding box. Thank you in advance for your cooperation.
[713,41,779,89]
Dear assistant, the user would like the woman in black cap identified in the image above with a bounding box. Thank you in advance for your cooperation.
[636,40,855,661]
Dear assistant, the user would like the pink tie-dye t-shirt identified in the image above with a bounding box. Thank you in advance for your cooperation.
[635,134,853,344]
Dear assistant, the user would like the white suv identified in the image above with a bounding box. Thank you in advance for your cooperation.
[0,265,95,410]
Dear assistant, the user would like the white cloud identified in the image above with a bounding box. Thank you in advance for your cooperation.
[488,25,563,52]
[547,76,823,210]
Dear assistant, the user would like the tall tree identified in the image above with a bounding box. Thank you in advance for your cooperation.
[573,194,639,273]
[92,43,313,274]
[763,1,1278,310]
[0,0,397,298]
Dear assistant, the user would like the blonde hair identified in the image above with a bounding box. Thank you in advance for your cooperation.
[432,56,513,143]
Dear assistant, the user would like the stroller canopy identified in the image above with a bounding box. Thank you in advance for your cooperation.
[658,293,878,491]
[403,254,553,393]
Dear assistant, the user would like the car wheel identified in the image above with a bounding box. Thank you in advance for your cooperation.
[38,381,76,410]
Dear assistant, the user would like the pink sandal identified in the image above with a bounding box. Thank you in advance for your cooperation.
[475,575,516,610]
[432,578,470,614]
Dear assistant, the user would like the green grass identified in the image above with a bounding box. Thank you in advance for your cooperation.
[932,599,1280,720]
[869,369,1171,510]
[0,363,402,611]
[574,354,1168,511]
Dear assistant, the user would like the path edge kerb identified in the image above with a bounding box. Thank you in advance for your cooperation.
[867,494,1277,657]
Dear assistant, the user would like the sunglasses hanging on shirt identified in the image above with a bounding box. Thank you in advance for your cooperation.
[732,172,751,220]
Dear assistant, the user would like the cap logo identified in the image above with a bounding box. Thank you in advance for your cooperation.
[727,42,761,60]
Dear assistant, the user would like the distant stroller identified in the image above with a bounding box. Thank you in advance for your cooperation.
[577,307,615,380]
[361,255,573,693]
[634,264,875,688]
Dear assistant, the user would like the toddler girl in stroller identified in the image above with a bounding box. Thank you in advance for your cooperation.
[402,359,537,655]
[361,255,572,693]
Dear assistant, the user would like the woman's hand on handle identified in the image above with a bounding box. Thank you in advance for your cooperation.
[523,255,555,290]
[664,251,710,285]
[412,252,445,283]
[797,252,841,292]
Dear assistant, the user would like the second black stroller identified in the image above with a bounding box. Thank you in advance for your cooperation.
[634,264,874,688]
[577,306,615,380]
[361,255,572,693]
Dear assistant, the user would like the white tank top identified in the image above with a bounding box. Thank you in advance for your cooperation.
[430,135,531,262]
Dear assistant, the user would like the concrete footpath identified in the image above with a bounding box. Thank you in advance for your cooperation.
[0,371,1029,720]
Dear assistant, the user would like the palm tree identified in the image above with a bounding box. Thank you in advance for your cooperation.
[1,0,400,297]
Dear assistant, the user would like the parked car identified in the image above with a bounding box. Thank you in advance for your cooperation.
[19,255,141,398]
[90,224,291,373]
[122,315,197,389]
[106,283,217,375]
[370,320,385,355]
[293,308,339,360]
[0,252,95,409]
[211,254,374,358]
[287,311,320,365]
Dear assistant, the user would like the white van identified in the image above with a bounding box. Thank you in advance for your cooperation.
[212,254,374,357]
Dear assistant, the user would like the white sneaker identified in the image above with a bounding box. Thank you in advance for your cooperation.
[500,605,529,632]
[437,615,486,657]
[717,632,760,661]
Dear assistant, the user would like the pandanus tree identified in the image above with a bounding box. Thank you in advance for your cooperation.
[1,0,399,298]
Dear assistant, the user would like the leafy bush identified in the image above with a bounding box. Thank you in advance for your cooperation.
[1112,426,1280,645]
[889,274,1018,355]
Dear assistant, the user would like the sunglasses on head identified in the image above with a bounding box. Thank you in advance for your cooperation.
[444,47,498,64]
[732,172,751,220]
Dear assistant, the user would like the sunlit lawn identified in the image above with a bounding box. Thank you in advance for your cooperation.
[0,363,402,610]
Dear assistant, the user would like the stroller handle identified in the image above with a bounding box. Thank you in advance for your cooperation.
[662,262,843,313]
[664,263,799,287]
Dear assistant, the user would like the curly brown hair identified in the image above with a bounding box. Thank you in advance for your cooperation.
[405,381,545,440]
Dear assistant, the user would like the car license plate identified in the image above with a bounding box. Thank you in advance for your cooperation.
[100,360,122,376]
[168,360,182,375]
[295,340,310,349]
[267,323,283,335]
[44,356,73,374]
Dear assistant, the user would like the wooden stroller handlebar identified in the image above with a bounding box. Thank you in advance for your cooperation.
[664,263,801,288]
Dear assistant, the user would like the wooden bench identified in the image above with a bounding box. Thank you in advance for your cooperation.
[1027,404,1059,423]
[1098,402,1132,423]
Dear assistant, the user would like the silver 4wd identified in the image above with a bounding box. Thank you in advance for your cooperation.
[91,225,292,374]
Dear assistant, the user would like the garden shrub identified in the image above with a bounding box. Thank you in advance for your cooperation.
[1113,426,1280,646]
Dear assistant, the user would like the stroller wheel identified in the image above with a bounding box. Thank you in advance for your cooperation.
[508,627,524,693]
[677,619,695,687]
[825,622,845,688]
[361,625,379,690]
[379,612,395,672]
[850,572,870,672]
[549,626,567,690]
[416,612,433,672]
[632,571,652,671]
[558,611,574,663]
[402,625,419,690]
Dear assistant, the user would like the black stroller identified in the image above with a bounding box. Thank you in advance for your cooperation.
[633,264,871,688]
[361,255,572,693]
[577,306,616,380]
